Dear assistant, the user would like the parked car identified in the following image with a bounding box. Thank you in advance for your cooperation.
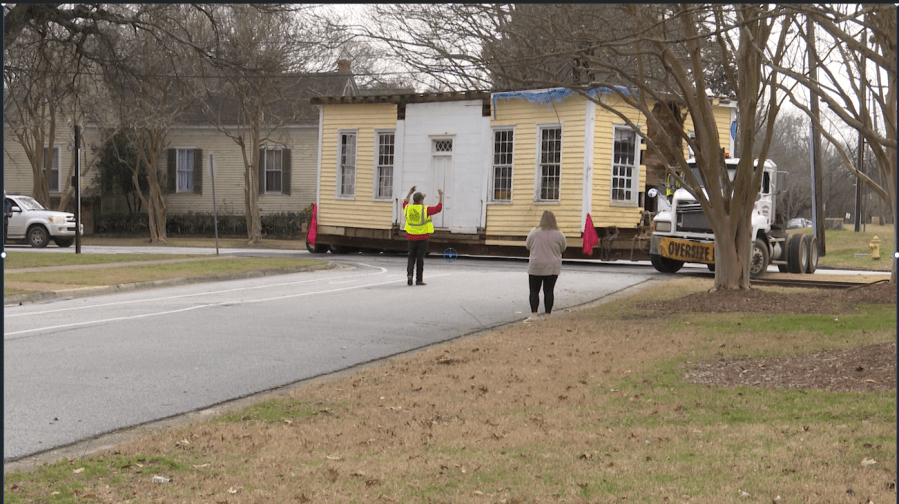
[787,217,812,229]
[4,194,82,248]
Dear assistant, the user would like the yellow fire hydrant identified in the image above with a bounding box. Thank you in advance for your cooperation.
[869,235,881,260]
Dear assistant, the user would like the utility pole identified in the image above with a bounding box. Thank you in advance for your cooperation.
[854,26,866,233]
[807,18,825,256]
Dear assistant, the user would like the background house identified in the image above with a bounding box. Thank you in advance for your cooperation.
[4,62,359,235]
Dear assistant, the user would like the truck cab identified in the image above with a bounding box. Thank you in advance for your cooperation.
[648,157,783,278]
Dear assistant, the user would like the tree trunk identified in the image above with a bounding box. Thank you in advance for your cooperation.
[713,217,754,290]
[243,137,263,244]
[32,108,55,207]
[146,180,167,242]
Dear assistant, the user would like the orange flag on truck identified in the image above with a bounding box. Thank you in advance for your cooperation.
[583,214,599,255]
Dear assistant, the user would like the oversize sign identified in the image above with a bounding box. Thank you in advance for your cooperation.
[659,237,715,264]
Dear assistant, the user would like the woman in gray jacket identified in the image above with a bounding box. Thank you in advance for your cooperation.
[524,211,567,322]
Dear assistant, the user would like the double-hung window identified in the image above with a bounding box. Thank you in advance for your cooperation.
[491,129,513,202]
[176,148,194,192]
[263,148,283,193]
[537,126,562,201]
[611,126,639,204]
[338,131,357,197]
[376,132,394,199]
[42,146,61,192]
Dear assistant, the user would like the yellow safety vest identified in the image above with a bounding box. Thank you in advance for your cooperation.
[666,172,681,196]
[404,204,434,235]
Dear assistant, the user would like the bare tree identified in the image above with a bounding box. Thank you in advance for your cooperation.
[760,5,896,282]
[98,5,201,242]
[196,5,345,243]
[4,25,74,207]
[366,4,792,290]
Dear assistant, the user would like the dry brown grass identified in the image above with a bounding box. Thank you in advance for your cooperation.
[4,278,896,504]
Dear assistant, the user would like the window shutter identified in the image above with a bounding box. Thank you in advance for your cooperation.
[193,149,203,194]
[282,149,291,195]
[167,149,175,192]
[258,148,265,194]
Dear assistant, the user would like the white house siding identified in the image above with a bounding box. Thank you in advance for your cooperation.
[162,125,317,216]
[487,92,586,245]
[317,103,396,230]
[3,123,103,202]
[400,100,491,234]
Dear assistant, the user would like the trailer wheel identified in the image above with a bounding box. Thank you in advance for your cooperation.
[749,238,770,278]
[650,254,684,274]
[306,240,329,253]
[787,233,808,274]
[329,244,359,254]
[804,235,818,274]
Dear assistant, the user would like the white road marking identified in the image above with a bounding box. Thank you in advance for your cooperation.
[4,266,388,318]
[4,272,451,338]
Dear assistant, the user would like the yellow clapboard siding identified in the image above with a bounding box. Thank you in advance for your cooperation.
[488,93,586,237]
[318,103,397,230]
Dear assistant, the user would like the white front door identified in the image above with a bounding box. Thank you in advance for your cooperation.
[430,138,453,229]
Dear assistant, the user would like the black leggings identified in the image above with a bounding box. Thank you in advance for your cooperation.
[528,274,558,314]
[407,239,428,281]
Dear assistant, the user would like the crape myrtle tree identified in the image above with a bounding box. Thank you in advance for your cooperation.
[3,21,75,208]
[366,4,792,290]
[194,5,346,243]
[763,4,897,283]
[98,5,203,243]
[3,4,190,210]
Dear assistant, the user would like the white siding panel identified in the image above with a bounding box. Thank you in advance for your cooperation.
[402,100,490,233]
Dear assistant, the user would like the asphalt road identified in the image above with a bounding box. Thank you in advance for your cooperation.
[3,249,661,464]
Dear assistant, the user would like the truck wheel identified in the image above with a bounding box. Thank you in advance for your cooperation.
[27,226,50,248]
[804,235,818,274]
[650,254,684,274]
[787,233,808,274]
[54,237,74,248]
[749,238,770,278]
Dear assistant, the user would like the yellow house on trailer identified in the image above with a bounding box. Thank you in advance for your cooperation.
[309,88,735,259]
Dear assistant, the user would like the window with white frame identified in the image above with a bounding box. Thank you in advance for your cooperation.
[611,126,639,204]
[376,132,394,199]
[42,146,61,192]
[176,148,194,192]
[263,148,283,193]
[492,129,513,202]
[538,126,562,201]
[338,131,356,197]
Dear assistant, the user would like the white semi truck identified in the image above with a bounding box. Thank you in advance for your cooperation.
[648,157,818,278]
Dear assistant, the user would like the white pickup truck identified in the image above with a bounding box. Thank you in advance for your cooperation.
[5,194,82,248]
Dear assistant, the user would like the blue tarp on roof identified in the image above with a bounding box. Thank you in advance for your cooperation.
[490,86,628,119]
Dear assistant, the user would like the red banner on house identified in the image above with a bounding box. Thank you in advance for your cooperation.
[306,203,317,247]
[583,214,599,255]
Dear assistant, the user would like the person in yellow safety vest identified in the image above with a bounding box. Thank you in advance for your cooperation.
[665,168,682,199]
[403,185,444,286]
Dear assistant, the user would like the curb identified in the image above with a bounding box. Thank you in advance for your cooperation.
[4,262,347,306]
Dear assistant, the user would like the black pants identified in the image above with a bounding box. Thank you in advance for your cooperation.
[407,239,428,282]
[528,274,559,314]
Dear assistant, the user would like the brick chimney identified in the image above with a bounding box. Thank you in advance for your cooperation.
[336,59,351,73]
